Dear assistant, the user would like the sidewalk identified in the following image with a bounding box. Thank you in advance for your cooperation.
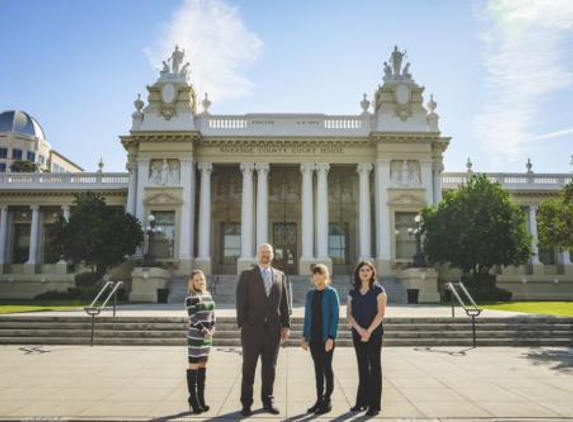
[0,344,571,421]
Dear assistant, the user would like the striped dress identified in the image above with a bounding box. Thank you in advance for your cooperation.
[185,290,216,363]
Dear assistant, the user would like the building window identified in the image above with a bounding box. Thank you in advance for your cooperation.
[395,212,417,260]
[149,211,175,259]
[329,223,347,264]
[12,223,31,264]
[43,223,60,264]
[52,163,64,173]
[0,147,7,158]
[39,155,45,165]
[27,151,36,162]
[0,163,6,173]
[12,148,22,160]
[222,223,241,264]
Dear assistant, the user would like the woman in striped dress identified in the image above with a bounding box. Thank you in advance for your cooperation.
[185,269,216,414]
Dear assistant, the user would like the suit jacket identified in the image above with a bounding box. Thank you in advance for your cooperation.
[236,265,290,333]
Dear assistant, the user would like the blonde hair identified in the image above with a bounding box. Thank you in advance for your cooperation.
[188,269,207,293]
[311,263,331,285]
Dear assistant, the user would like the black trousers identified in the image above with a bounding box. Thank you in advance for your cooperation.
[240,324,281,407]
[352,333,383,410]
[309,340,335,401]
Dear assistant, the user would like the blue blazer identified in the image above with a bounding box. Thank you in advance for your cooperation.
[303,285,340,342]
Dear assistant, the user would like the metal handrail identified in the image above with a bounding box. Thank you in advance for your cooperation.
[83,280,124,346]
[446,281,482,348]
[208,274,220,295]
[287,276,293,316]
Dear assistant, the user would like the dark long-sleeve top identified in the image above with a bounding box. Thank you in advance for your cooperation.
[303,285,340,343]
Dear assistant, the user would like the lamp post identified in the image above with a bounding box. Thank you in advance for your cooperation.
[143,213,161,266]
[407,214,426,268]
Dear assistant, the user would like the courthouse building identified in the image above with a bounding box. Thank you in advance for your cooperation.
[0,47,571,302]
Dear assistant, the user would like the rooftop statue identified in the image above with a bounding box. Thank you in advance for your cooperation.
[390,45,407,75]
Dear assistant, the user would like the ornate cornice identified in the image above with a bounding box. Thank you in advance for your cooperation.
[370,132,448,144]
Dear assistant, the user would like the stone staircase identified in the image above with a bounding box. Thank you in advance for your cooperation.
[172,274,408,306]
[0,315,570,347]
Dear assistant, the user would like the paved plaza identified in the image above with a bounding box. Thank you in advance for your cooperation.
[0,343,572,421]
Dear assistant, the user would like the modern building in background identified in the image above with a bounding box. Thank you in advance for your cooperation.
[0,47,571,302]
[0,110,83,174]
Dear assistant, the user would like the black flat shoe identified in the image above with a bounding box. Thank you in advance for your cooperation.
[263,404,280,414]
[240,407,252,416]
[307,401,322,413]
[350,404,367,412]
[366,408,380,416]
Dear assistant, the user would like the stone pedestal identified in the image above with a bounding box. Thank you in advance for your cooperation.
[397,267,440,303]
[23,263,37,275]
[299,257,316,275]
[129,267,171,303]
[531,263,544,276]
[237,257,257,274]
[376,258,392,277]
[194,257,212,275]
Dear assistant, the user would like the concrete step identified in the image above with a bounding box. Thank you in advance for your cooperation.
[0,336,570,347]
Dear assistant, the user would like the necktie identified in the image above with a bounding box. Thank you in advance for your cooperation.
[263,269,272,297]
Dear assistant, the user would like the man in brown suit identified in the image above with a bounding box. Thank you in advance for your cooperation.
[236,243,290,416]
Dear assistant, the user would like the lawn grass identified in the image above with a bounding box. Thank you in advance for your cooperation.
[0,299,87,314]
[479,301,573,317]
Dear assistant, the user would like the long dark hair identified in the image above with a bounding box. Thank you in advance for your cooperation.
[352,260,377,290]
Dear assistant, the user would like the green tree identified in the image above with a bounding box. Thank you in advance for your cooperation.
[10,160,38,172]
[420,174,532,299]
[52,192,143,279]
[537,177,573,252]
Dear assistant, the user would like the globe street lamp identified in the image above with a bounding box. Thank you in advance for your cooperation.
[143,213,162,266]
[407,214,426,268]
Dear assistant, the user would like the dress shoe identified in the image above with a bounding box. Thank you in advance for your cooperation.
[366,408,380,416]
[240,406,252,416]
[315,400,332,415]
[350,404,367,412]
[263,403,280,414]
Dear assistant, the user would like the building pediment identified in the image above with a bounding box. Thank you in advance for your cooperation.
[144,187,183,205]
[388,188,425,205]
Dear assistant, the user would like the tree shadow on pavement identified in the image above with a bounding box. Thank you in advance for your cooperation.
[522,348,573,373]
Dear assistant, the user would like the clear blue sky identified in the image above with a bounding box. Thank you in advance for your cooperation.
[1,0,572,173]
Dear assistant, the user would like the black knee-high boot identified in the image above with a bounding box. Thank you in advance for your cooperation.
[197,367,210,412]
[186,369,202,414]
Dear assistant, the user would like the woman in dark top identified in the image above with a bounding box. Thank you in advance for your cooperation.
[301,263,340,415]
[347,260,387,416]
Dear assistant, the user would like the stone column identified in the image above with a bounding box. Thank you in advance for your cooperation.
[25,205,40,273]
[357,163,373,260]
[255,163,270,247]
[315,163,332,272]
[420,160,434,205]
[300,163,316,274]
[0,206,8,270]
[375,159,391,274]
[559,250,573,275]
[432,162,444,204]
[135,159,150,224]
[528,204,543,275]
[195,162,213,274]
[238,163,256,273]
[178,159,194,273]
[126,162,138,216]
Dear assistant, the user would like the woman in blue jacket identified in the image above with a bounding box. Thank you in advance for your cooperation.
[301,263,340,415]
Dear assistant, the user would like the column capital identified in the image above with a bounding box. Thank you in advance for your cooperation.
[30,204,40,211]
[356,162,373,175]
[126,162,138,171]
[198,162,213,174]
[240,162,256,175]
[300,162,316,175]
[61,205,70,210]
[316,162,330,175]
[255,162,270,174]
[529,204,539,212]
[0,205,7,211]
[180,157,194,164]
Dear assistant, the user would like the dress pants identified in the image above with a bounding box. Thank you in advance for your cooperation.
[352,333,383,410]
[240,323,281,407]
[309,340,335,401]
